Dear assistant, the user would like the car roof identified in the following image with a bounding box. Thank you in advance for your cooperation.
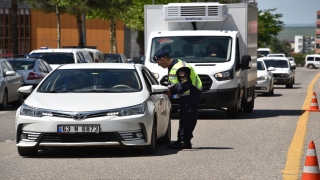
[258,57,289,60]
[31,49,84,53]
[57,63,141,70]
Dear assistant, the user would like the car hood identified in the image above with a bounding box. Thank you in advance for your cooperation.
[24,92,148,111]
[272,68,290,74]
[49,64,62,70]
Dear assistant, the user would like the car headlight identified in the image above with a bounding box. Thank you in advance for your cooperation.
[257,75,267,81]
[214,69,233,81]
[20,103,52,117]
[107,102,146,116]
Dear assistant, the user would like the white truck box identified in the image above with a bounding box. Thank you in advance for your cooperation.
[138,2,258,118]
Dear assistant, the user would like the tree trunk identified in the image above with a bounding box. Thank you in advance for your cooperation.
[76,14,84,47]
[10,0,18,55]
[110,18,117,53]
[136,30,144,55]
[55,4,61,48]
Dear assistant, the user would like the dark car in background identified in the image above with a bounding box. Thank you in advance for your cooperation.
[103,54,129,63]
[7,58,53,89]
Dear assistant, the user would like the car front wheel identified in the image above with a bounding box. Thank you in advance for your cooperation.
[143,120,157,154]
[0,91,8,110]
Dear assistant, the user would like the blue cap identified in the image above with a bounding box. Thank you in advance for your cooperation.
[153,51,169,61]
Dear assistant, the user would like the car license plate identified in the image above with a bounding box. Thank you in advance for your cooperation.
[57,125,100,133]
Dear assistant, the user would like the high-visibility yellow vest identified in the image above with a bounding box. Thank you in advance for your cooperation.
[168,59,202,97]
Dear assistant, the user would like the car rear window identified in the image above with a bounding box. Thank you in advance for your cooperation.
[104,55,121,63]
[8,60,35,70]
[31,53,75,64]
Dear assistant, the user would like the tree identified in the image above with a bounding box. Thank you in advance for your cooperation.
[10,0,18,55]
[25,0,67,48]
[87,0,131,53]
[258,8,284,48]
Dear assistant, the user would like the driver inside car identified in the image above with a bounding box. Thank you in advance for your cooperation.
[116,72,138,89]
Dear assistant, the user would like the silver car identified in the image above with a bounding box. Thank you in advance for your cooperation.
[7,58,53,89]
[0,59,24,110]
[256,59,275,96]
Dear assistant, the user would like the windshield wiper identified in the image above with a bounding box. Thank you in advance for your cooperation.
[88,89,120,92]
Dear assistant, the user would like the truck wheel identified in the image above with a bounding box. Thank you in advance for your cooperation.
[227,93,240,118]
[243,93,254,113]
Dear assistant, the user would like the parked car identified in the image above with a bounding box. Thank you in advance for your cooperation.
[16,63,171,156]
[7,58,53,89]
[261,57,295,88]
[104,54,129,63]
[83,48,105,63]
[0,58,24,110]
[256,58,275,95]
[29,48,94,69]
[304,54,320,69]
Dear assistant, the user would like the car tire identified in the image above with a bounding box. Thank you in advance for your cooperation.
[143,120,157,154]
[158,116,171,144]
[12,94,24,107]
[17,147,38,156]
[307,64,314,69]
[0,91,8,110]
[227,92,240,118]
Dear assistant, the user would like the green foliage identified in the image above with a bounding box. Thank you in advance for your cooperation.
[292,53,305,66]
[25,0,67,14]
[258,9,284,48]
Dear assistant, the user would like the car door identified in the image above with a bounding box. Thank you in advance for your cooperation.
[3,61,21,101]
[142,67,168,136]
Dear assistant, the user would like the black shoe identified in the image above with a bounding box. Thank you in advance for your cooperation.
[167,140,181,148]
[170,141,192,149]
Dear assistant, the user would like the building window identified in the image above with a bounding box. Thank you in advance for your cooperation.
[318,14,320,19]
[318,24,320,29]
[317,34,320,39]
[316,44,320,49]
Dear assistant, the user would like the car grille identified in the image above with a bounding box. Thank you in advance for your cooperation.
[39,132,119,143]
[51,110,110,119]
[160,74,212,92]
[273,74,289,77]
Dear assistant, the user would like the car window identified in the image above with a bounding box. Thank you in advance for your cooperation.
[263,59,289,68]
[1,61,9,74]
[8,60,35,70]
[42,60,53,72]
[257,61,265,70]
[77,52,85,63]
[5,61,15,71]
[37,69,142,93]
[144,67,159,85]
[32,53,75,64]
[104,54,121,63]
[307,57,314,61]
[316,57,320,61]
[38,60,49,73]
[142,70,152,92]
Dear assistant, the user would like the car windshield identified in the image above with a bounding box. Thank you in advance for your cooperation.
[8,60,35,70]
[257,61,265,70]
[37,69,142,93]
[104,54,121,63]
[263,59,289,68]
[268,54,284,57]
[150,36,232,63]
[257,50,269,57]
[30,53,75,64]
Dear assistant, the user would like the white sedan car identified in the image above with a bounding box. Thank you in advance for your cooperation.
[16,63,171,156]
[256,59,275,96]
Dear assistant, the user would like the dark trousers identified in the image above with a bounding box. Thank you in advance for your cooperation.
[177,102,199,142]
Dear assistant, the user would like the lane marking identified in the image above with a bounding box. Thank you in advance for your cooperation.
[282,73,320,179]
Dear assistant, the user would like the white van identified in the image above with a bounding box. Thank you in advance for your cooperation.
[83,48,105,63]
[304,54,320,69]
[29,48,93,69]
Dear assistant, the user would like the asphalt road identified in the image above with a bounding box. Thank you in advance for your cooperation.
[1,67,320,180]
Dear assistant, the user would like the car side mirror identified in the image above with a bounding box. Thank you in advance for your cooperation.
[239,55,252,70]
[267,66,276,71]
[150,85,169,95]
[5,71,16,76]
[18,85,33,95]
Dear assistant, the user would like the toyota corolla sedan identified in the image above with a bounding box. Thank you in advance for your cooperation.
[256,59,275,96]
[15,63,171,156]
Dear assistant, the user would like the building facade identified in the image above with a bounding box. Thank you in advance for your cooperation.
[0,1,135,58]
[294,35,315,53]
[316,11,320,54]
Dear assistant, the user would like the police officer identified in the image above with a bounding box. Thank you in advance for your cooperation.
[153,51,202,149]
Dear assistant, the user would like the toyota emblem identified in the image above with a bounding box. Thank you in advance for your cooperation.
[73,113,86,120]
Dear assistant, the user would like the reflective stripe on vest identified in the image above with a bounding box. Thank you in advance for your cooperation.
[168,59,202,97]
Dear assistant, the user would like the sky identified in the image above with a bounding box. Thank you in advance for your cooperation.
[255,0,320,26]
